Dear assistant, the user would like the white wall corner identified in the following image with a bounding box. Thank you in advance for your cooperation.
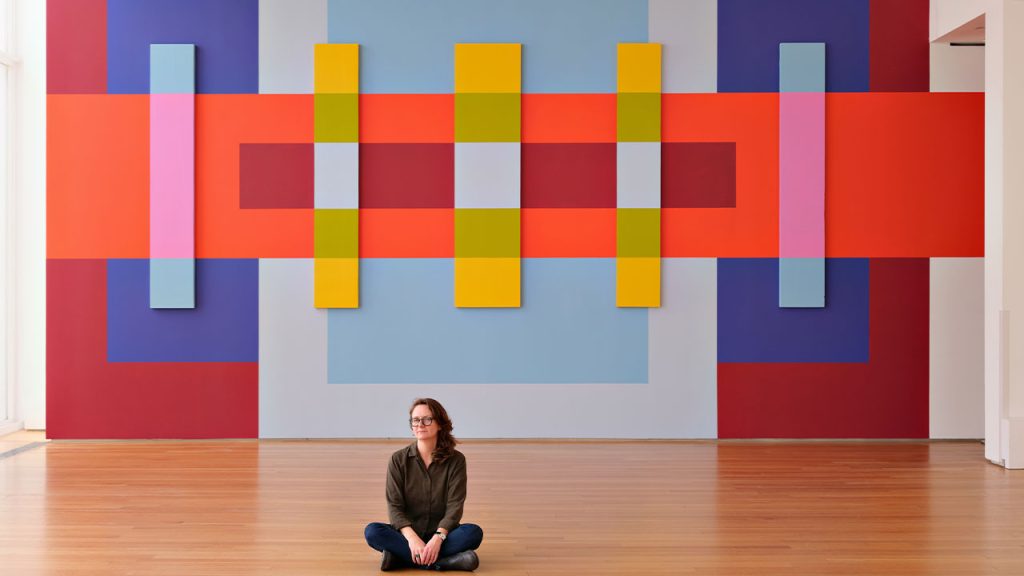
[931,0,989,42]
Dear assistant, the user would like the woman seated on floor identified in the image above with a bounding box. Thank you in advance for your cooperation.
[364,398,484,571]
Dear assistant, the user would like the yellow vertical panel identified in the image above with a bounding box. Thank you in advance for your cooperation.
[315,257,360,309]
[455,43,522,93]
[617,43,662,93]
[314,43,360,94]
[617,257,661,308]
[455,257,521,308]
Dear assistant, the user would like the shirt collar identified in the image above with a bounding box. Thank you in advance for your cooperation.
[405,442,418,459]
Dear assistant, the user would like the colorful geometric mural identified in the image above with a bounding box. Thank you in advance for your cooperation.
[46,0,984,439]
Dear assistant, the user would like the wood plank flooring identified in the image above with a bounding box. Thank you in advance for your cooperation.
[1,440,1022,575]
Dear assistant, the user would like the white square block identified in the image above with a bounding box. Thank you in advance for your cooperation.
[617,142,661,208]
[455,143,521,209]
[315,143,359,209]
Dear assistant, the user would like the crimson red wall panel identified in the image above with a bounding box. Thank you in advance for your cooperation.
[521,144,616,208]
[869,0,930,92]
[47,0,107,94]
[359,144,454,208]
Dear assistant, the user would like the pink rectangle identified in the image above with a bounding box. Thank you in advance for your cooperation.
[780,92,825,258]
[150,93,195,258]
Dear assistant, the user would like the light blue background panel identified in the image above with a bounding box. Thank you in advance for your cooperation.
[327,259,648,383]
[779,42,826,93]
[149,258,195,309]
[327,0,647,93]
[258,258,718,438]
[149,44,195,94]
[779,257,825,308]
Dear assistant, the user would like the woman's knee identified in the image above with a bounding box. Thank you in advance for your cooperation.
[461,523,484,547]
[364,522,390,545]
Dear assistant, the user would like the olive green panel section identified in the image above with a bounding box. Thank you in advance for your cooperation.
[617,92,661,142]
[455,208,521,257]
[314,209,359,258]
[617,208,661,257]
[314,93,359,143]
[455,93,521,143]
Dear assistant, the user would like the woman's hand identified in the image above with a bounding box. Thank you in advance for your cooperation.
[421,535,443,566]
[407,535,427,565]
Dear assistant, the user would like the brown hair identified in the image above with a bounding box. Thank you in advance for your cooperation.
[409,398,458,463]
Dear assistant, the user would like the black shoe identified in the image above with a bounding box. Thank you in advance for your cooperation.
[380,550,398,571]
[434,550,479,571]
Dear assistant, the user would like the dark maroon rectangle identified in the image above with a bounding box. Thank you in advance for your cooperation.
[360,144,454,208]
[522,143,616,208]
[662,142,737,208]
[718,259,930,439]
[239,143,314,209]
[870,0,930,92]
[48,0,107,94]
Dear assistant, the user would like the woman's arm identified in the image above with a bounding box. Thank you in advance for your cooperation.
[437,454,467,532]
[385,454,412,530]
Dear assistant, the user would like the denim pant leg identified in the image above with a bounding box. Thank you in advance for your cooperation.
[439,523,484,558]
[364,522,414,565]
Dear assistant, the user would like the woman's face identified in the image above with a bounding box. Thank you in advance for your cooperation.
[410,404,439,442]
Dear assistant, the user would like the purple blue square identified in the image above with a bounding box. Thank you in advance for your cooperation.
[107,0,258,94]
[717,0,869,92]
[107,259,258,362]
[718,258,870,363]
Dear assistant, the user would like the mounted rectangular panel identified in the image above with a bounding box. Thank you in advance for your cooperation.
[454,44,522,308]
[314,44,360,308]
[616,43,661,308]
[149,44,195,309]
[779,42,825,308]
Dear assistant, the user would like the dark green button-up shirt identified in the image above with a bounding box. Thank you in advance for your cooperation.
[386,443,467,540]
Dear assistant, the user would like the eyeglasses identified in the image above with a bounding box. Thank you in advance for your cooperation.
[409,417,435,428]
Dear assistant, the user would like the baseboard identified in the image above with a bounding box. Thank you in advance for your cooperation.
[0,420,25,437]
[1003,417,1024,469]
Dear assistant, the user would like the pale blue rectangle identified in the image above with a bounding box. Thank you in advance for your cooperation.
[315,143,359,209]
[327,259,648,383]
[327,0,647,93]
[150,44,195,94]
[150,258,195,309]
[779,43,825,93]
[779,257,825,308]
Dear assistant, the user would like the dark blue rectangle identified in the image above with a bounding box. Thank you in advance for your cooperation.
[718,258,870,363]
[717,0,870,92]
[107,0,258,94]
[107,259,258,362]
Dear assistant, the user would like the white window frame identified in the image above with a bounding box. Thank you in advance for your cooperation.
[0,0,16,432]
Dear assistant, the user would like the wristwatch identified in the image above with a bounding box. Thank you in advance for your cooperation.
[435,530,447,541]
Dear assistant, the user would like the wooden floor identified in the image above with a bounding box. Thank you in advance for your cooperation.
[1,439,1022,575]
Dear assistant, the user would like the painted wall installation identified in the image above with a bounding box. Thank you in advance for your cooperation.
[46,0,984,440]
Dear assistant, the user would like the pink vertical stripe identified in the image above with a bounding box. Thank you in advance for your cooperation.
[150,94,195,258]
[779,92,825,258]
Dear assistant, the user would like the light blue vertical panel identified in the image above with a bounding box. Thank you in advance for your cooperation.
[150,44,196,94]
[327,259,648,383]
[327,0,648,93]
[259,0,328,94]
[779,42,825,92]
[648,0,717,93]
[150,258,195,309]
[778,257,825,308]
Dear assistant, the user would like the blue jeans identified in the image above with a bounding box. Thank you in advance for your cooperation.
[364,522,484,568]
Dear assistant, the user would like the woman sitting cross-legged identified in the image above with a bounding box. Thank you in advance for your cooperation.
[364,398,484,571]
